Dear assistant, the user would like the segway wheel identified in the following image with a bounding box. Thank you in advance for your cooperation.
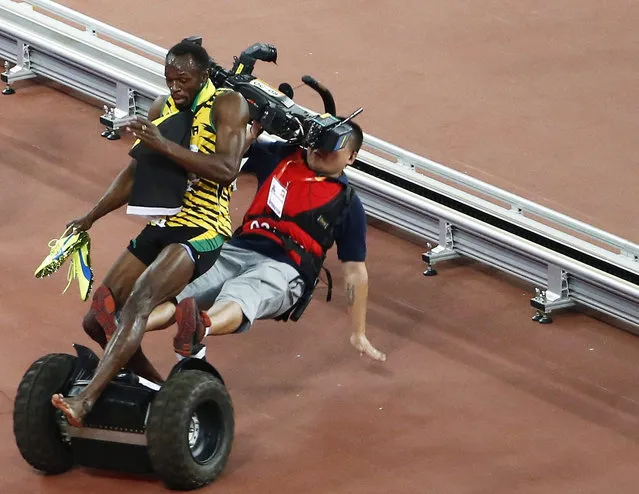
[147,370,234,490]
[13,353,77,474]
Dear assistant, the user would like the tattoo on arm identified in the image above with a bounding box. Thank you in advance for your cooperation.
[346,283,355,306]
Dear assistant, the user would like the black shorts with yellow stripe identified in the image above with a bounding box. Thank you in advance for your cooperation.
[127,225,225,281]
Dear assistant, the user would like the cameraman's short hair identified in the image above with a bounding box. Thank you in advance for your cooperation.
[166,41,211,72]
[338,118,363,153]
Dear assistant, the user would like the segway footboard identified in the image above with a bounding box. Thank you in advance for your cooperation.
[65,375,159,474]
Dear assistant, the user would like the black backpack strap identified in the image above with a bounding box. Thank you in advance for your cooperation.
[333,184,354,231]
[322,266,333,302]
[274,185,353,323]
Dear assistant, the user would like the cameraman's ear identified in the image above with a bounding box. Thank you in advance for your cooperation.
[347,150,358,165]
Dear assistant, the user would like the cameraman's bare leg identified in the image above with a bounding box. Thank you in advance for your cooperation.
[204,301,244,335]
[147,300,242,335]
[171,299,245,357]
[145,301,178,332]
[52,244,195,426]
[82,249,163,383]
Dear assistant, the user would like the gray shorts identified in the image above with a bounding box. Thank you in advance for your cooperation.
[176,242,305,332]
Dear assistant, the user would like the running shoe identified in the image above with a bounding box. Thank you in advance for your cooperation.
[71,239,94,301]
[34,226,90,279]
[90,285,118,341]
[174,297,210,358]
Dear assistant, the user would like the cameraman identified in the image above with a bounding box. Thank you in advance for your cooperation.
[149,118,386,362]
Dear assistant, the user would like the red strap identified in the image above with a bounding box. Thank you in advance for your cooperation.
[275,159,328,185]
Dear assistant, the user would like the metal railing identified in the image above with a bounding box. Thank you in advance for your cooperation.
[24,0,167,59]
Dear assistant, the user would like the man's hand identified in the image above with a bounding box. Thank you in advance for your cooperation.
[343,261,386,362]
[350,332,386,362]
[126,117,168,153]
[249,121,263,141]
[67,215,94,233]
[242,121,263,155]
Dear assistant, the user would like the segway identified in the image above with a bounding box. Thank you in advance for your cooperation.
[12,344,234,491]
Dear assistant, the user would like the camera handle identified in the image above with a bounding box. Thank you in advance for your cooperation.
[301,75,336,116]
[231,43,278,76]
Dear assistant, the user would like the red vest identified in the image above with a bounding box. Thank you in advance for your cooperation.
[238,149,352,284]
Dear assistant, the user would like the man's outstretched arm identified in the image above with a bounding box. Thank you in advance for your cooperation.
[343,261,386,361]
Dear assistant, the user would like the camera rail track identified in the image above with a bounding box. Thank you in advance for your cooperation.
[1,0,638,330]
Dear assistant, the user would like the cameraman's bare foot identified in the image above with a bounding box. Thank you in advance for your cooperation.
[51,394,92,427]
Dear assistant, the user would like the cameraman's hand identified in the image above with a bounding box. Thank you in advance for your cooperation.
[66,215,94,233]
[249,120,264,141]
[243,121,264,155]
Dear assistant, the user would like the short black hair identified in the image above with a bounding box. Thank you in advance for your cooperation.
[338,118,364,153]
[166,41,211,72]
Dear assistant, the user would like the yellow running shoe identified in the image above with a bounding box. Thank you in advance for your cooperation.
[34,226,90,279]
[63,239,94,301]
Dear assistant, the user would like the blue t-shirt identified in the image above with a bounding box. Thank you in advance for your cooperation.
[229,139,367,268]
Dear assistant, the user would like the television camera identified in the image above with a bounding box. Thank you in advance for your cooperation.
[195,37,362,153]
[200,38,362,153]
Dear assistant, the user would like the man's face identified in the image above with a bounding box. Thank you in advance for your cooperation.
[165,54,207,110]
[306,146,357,177]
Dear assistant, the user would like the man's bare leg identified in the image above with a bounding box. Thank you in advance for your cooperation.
[204,301,244,335]
[145,301,178,332]
[144,298,245,361]
[82,249,163,383]
[147,299,244,335]
[52,244,195,426]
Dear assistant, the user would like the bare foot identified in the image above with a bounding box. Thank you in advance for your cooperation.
[51,394,91,427]
[350,333,387,362]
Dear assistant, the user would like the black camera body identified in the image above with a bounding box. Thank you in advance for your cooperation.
[187,38,358,153]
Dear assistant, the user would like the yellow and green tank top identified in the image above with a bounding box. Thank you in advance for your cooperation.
[139,80,234,238]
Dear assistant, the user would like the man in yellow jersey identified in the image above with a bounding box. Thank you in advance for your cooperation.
[54,40,249,403]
